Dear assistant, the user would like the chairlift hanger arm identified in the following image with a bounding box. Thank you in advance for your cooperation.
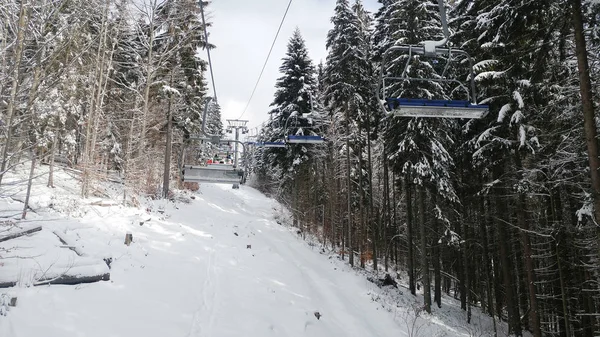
[421,0,450,55]
[379,45,479,105]
[282,114,327,144]
[382,76,471,101]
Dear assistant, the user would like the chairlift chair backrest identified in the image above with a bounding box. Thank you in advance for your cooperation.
[282,113,327,145]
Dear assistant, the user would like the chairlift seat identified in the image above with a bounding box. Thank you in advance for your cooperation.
[286,135,326,144]
[182,165,241,184]
[385,98,488,119]
[261,142,286,148]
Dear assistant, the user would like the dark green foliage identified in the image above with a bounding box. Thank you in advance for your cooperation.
[255,28,318,192]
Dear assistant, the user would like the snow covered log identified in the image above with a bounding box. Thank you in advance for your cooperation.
[53,230,86,257]
[34,272,110,286]
[0,225,42,243]
[0,262,110,288]
[0,273,110,288]
[0,281,17,288]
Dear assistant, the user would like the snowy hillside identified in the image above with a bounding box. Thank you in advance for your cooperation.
[0,164,508,337]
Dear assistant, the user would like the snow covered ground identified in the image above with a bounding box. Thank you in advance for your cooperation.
[0,164,509,336]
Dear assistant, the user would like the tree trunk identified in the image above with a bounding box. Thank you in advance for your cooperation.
[514,151,541,337]
[392,170,398,267]
[494,171,522,336]
[482,197,498,336]
[358,138,366,268]
[406,176,416,295]
[22,149,37,220]
[139,0,158,158]
[162,74,174,199]
[366,110,376,272]
[461,204,471,323]
[456,214,466,308]
[572,0,600,230]
[82,0,111,197]
[383,149,390,272]
[47,130,57,188]
[330,144,337,250]
[0,1,29,186]
[123,97,138,205]
[0,18,8,96]
[555,234,571,337]
[418,187,431,313]
[550,189,571,337]
[432,194,441,308]
[345,108,353,267]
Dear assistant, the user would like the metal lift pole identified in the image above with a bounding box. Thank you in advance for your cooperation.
[225,119,249,188]
[234,127,240,169]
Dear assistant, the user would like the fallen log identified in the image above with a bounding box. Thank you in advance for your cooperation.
[0,281,16,288]
[34,273,110,286]
[0,263,111,288]
[0,225,42,243]
[0,273,110,288]
[89,200,121,207]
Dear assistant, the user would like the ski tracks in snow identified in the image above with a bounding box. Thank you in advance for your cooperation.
[188,242,219,337]
[183,185,403,337]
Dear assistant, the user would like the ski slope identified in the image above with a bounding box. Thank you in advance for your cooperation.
[1,183,406,337]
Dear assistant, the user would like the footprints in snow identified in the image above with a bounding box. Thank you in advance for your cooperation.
[232,224,255,254]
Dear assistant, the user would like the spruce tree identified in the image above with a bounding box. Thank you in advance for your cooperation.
[375,0,459,314]
[206,100,224,137]
[453,1,578,335]
[323,0,373,267]
[257,28,317,190]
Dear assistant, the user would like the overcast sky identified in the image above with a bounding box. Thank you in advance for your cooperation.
[206,0,380,137]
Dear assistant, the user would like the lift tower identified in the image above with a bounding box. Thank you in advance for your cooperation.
[225,119,249,169]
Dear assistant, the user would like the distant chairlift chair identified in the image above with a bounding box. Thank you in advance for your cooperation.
[256,141,287,148]
[181,98,245,188]
[283,113,326,145]
[285,135,325,144]
[181,164,243,185]
[377,0,489,120]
